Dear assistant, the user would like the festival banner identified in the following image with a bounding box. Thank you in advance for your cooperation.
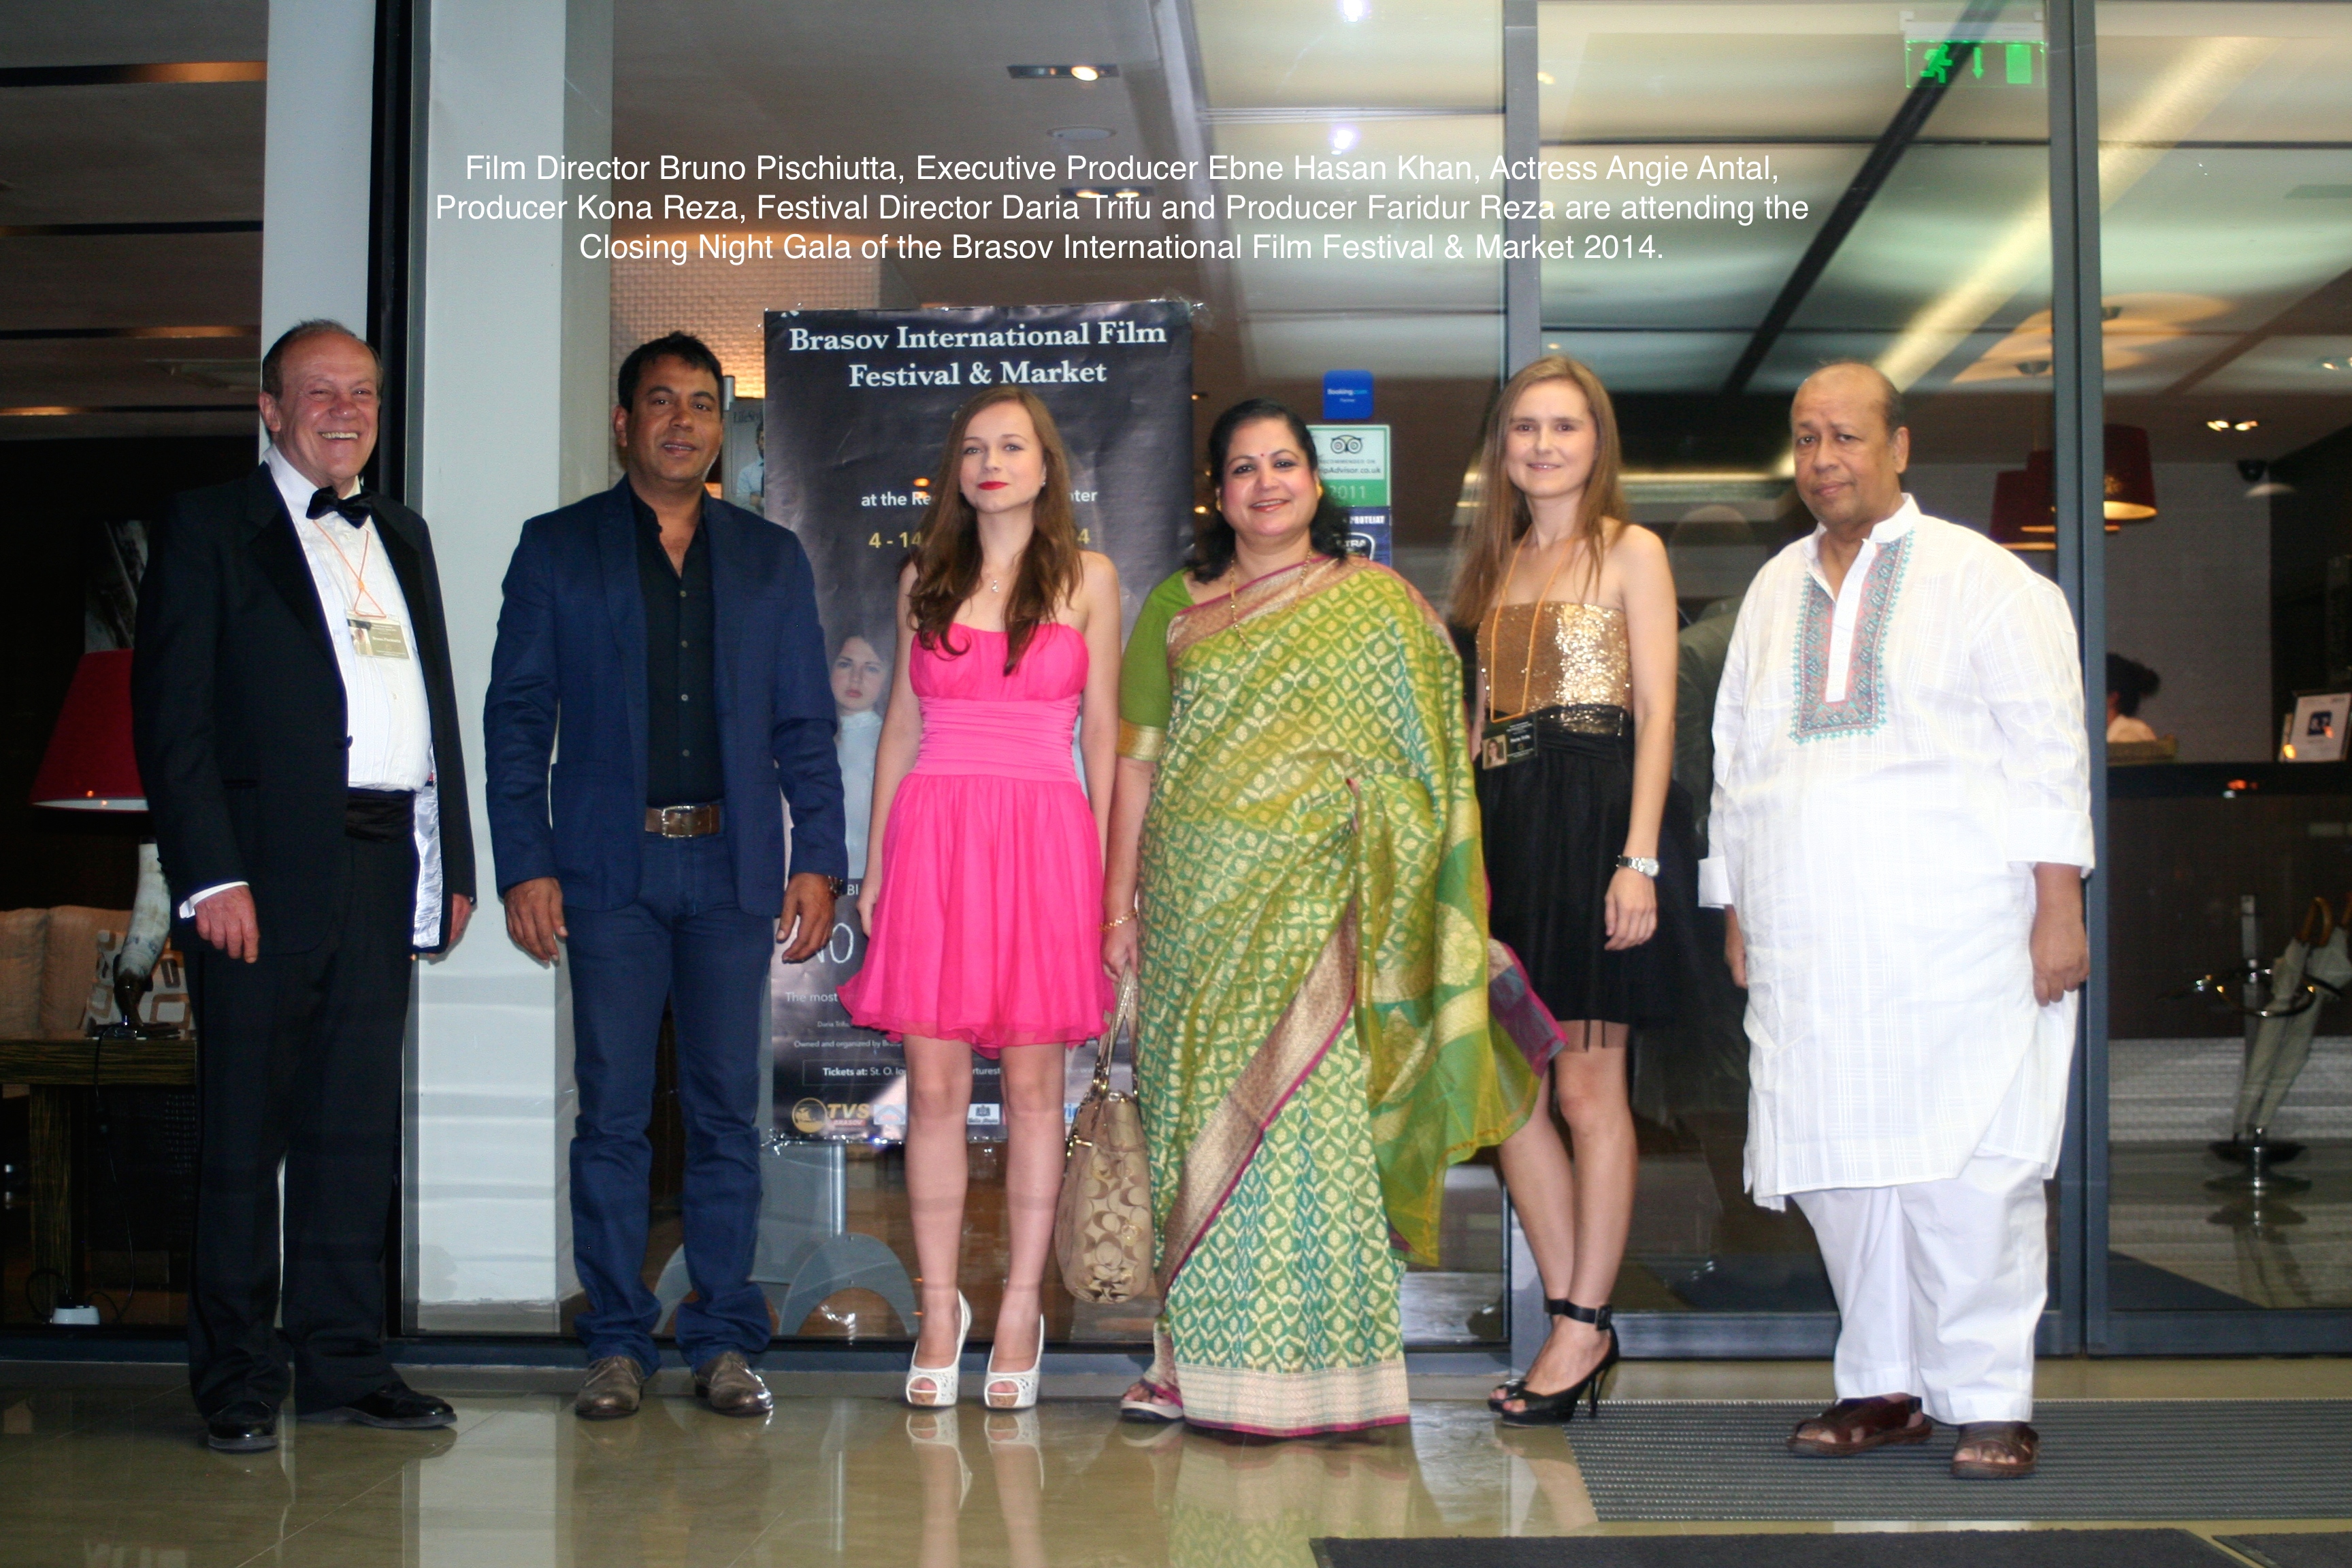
[762,301,1193,1141]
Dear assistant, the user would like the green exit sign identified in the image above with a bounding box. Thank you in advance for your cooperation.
[1904,37,2044,85]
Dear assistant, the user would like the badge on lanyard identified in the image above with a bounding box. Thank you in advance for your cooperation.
[1480,715,1537,770]
[348,615,411,659]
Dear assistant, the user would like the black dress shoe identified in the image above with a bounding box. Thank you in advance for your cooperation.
[206,1403,279,1452]
[300,1384,457,1430]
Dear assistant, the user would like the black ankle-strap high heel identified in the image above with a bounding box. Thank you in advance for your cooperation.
[1488,1296,1575,1411]
[1495,1301,1618,1427]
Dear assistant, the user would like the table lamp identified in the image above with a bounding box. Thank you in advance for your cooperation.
[29,649,172,1035]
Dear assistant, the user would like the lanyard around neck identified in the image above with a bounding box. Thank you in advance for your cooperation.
[1483,526,1575,723]
[306,511,390,621]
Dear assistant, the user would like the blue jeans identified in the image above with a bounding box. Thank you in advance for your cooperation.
[565,832,773,1371]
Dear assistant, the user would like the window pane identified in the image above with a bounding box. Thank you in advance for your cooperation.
[1540,0,2055,1316]
[2098,0,2352,1313]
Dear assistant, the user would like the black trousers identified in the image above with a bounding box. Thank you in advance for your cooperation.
[186,831,415,1417]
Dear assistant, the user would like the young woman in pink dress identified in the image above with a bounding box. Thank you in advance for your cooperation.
[838,386,1121,1410]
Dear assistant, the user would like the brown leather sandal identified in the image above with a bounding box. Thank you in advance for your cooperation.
[1951,1421,2038,1479]
[1787,1394,1933,1456]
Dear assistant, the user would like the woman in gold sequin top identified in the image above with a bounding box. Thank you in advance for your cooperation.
[1448,355,1698,1426]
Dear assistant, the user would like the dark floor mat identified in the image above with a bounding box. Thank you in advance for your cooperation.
[1559,1401,2352,1521]
[1312,1527,2235,1567]
[2218,1536,2352,1568]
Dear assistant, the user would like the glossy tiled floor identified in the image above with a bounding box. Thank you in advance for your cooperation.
[4,1362,2349,1567]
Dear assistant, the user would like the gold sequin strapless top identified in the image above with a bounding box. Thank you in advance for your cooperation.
[1478,602,1631,717]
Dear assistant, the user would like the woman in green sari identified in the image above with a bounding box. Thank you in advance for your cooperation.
[1099,399,1536,1437]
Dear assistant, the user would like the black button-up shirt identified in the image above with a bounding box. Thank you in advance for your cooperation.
[632,489,724,806]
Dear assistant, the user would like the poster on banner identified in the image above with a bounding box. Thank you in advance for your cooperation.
[762,301,1194,1142]
[1309,423,1392,566]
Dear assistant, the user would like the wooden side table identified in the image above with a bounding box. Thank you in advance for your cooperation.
[0,1036,197,1313]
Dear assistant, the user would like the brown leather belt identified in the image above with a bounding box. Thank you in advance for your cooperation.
[644,802,723,837]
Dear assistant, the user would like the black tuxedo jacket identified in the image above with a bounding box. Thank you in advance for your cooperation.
[131,464,477,955]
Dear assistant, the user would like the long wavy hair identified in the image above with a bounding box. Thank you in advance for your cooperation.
[1185,397,1352,583]
[907,387,1084,672]
[1448,355,1629,627]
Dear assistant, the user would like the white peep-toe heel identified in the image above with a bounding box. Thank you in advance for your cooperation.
[983,1307,1045,1410]
[905,1292,971,1408]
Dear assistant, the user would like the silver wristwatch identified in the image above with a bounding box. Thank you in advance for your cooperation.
[1615,854,1659,878]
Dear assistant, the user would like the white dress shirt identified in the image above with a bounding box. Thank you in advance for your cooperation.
[266,446,432,791]
[181,451,447,946]
[1699,498,2094,1207]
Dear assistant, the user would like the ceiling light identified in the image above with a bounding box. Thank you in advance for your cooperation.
[2322,359,2344,371]
[2206,419,2231,430]
[1009,64,1121,80]
[1339,0,1369,20]
[913,478,929,487]
[1070,64,1101,82]
[1536,71,1556,86]
[2235,419,2259,431]
[1060,184,1152,201]
[1330,124,1359,154]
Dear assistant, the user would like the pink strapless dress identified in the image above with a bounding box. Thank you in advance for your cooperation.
[839,623,1114,1054]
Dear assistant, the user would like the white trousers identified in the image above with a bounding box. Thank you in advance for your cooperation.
[1791,1153,2046,1425]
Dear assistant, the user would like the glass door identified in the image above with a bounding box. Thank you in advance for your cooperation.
[2091,0,2352,1350]
[1535,0,2059,1353]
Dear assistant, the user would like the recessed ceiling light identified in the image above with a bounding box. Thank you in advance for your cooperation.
[912,478,929,487]
[1330,124,1359,154]
[1339,0,1369,20]
[1071,64,1101,82]
[1009,64,1120,80]
[2321,359,2344,372]
[1536,71,1556,86]
[2206,419,2230,431]
[1050,126,1113,142]
[2235,419,2259,431]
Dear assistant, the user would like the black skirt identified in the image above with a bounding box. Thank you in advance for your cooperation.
[1475,707,1701,1032]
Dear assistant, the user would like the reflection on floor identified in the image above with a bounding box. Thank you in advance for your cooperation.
[2110,1141,2352,1309]
[5,1363,2351,1567]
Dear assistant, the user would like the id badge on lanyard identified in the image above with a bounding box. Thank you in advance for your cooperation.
[1480,715,1537,770]
[348,615,411,659]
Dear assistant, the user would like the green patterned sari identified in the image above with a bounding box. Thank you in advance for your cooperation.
[1118,555,1535,1437]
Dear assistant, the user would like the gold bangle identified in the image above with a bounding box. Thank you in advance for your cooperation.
[1100,910,1136,932]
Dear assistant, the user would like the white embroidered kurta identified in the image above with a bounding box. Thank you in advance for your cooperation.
[1699,498,2093,1208]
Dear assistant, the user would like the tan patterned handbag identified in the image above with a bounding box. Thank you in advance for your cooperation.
[1053,968,1155,1304]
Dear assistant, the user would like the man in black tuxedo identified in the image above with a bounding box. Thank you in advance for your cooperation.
[133,320,476,1452]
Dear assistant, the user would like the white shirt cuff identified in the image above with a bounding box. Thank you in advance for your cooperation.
[2006,808,2095,873]
[178,881,248,919]
[1697,856,1734,909]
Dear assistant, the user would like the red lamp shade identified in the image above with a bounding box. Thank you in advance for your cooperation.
[1990,470,2053,552]
[2102,423,2158,521]
[31,649,145,811]
[2023,427,2155,531]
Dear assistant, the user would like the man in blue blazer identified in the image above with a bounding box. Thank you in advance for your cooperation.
[484,332,847,1421]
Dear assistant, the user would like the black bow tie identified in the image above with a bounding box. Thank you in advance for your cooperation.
[306,487,372,524]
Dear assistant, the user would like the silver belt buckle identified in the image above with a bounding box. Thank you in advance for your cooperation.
[660,804,693,836]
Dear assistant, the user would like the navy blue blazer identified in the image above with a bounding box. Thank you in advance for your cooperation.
[483,479,847,916]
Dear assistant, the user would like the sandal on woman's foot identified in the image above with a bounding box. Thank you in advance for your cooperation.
[1951,1420,2038,1479]
[1488,1296,1578,1412]
[1119,1378,1183,1424]
[1787,1394,1932,1456]
[1496,1304,1618,1427]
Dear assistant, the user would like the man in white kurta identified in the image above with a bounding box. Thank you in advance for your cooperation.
[1702,363,2091,1480]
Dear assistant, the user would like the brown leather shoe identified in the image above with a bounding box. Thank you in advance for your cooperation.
[574,1356,646,1421]
[693,1352,773,1418]
[1787,1394,1933,1456]
[1952,1420,2038,1479]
